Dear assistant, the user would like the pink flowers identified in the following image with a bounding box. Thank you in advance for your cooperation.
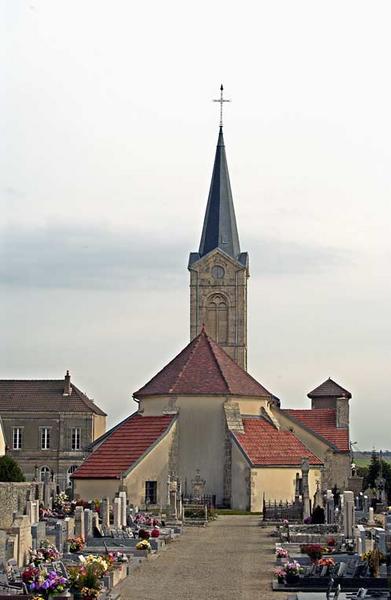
[275,547,289,559]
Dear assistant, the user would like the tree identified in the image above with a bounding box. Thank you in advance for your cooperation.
[367,450,380,488]
[0,455,25,482]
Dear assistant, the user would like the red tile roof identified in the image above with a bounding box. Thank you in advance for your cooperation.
[307,378,351,399]
[134,329,272,398]
[283,409,350,452]
[72,413,175,479]
[233,417,322,466]
[0,380,106,416]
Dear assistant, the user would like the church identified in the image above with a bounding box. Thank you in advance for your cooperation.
[73,97,352,512]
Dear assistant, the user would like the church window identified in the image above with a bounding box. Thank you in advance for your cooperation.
[211,265,225,279]
[40,466,51,482]
[145,480,157,505]
[205,294,228,343]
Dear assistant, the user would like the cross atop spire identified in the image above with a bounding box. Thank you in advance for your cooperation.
[213,84,230,128]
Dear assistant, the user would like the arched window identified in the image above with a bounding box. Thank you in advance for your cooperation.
[206,294,228,343]
[67,465,79,486]
[40,466,51,482]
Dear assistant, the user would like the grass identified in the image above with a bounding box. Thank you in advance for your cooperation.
[354,457,391,468]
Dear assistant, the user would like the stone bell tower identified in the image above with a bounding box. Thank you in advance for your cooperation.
[188,89,249,369]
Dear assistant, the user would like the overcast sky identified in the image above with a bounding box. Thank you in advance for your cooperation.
[1,0,390,449]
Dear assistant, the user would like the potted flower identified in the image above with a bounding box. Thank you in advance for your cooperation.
[22,565,68,598]
[363,549,386,577]
[273,567,285,584]
[275,547,289,560]
[29,542,60,566]
[284,561,302,584]
[67,537,85,553]
[135,539,151,552]
[301,544,324,563]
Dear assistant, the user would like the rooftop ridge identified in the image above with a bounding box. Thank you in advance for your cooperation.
[169,332,203,393]
[204,332,231,393]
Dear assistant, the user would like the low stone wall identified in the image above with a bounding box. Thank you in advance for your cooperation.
[0,482,43,528]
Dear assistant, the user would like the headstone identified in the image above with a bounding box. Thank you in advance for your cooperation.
[326,490,335,524]
[74,506,85,539]
[100,498,110,529]
[374,527,386,554]
[26,501,39,525]
[64,516,74,541]
[113,498,121,529]
[301,458,311,520]
[368,506,375,525]
[31,521,46,550]
[363,495,369,515]
[356,524,366,554]
[119,491,127,527]
[55,521,63,553]
[343,491,355,538]
[84,509,93,539]
[10,515,32,566]
[0,530,6,563]
[191,469,206,501]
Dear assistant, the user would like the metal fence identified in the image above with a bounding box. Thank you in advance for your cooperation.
[263,499,303,522]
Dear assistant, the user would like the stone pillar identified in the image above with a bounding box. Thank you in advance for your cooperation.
[294,473,301,505]
[301,458,311,520]
[83,509,93,539]
[74,506,85,539]
[326,490,335,524]
[100,498,110,529]
[113,498,121,529]
[64,517,74,542]
[55,521,63,553]
[119,491,127,527]
[26,501,38,525]
[343,491,355,538]
[368,506,375,525]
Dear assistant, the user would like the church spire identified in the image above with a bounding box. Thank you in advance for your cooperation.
[198,119,241,260]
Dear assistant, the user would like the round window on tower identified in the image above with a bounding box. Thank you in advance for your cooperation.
[212,265,225,279]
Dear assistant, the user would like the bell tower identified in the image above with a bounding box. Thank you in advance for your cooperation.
[188,86,249,370]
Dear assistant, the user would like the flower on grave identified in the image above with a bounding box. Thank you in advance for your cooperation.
[275,547,289,559]
[303,516,312,524]
[22,566,68,595]
[318,557,335,568]
[151,527,160,538]
[114,552,128,563]
[273,567,285,582]
[301,544,325,562]
[284,561,302,576]
[80,586,101,600]
[84,555,110,576]
[327,536,336,547]
[138,529,150,540]
[68,536,85,552]
[282,519,289,527]
[136,539,151,552]
[54,491,68,509]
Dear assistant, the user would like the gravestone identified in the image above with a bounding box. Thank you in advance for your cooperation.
[55,521,64,552]
[113,498,121,529]
[368,506,375,525]
[326,490,335,524]
[119,491,127,527]
[64,516,74,541]
[0,530,6,563]
[10,514,32,566]
[363,495,369,515]
[191,470,206,501]
[356,524,366,554]
[301,458,310,520]
[84,509,93,539]
[374,527,386,554]
[74,506,85,539]
[31,521,46,550]
[343,491,355,538]
[26,500,39,525]
[100,498,110,529]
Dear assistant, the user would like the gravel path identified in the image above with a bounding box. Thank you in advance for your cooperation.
[118,516,287,600]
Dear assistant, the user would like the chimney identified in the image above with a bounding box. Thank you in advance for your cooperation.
[63,370,72,396]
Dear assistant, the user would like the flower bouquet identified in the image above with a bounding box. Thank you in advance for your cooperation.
[22,565,68,598]
[301,544,325,562]
[318,557,335,568]
[29,542,60,566]
[138,529,150,540]
[135,539,151,552]
[284,561,302,583]
[67,562,103,600]
[273,567,285,583]
[363,549,385,577]
[275,547,289,559]
[68,536,85,553]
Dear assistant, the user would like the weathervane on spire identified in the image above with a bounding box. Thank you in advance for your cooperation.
[213,84,230,128]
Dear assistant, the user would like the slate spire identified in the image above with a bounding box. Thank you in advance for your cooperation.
[198,126,241,259]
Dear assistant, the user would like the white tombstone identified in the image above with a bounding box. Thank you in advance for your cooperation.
[119,491,127,527]
[368,506,375,525]
[113,498,121,529]
[26,501,38,525]
[343,491,355,538]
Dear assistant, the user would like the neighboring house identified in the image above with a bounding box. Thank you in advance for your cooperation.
[0,371,106,489]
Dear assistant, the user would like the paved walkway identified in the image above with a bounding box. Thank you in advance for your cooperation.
[118,516,287,600]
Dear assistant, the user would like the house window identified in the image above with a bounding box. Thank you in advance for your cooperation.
[13,427,22,450]
[145,481,157,505]
[40,466,51,482]
[71,428,81,451]
[67,465,79,486]
[41,428,50,450]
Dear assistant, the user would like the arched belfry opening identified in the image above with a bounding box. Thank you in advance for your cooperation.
[205,294,228,344]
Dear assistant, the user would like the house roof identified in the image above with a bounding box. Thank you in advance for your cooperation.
[134,329,272,399]
[282,408,350,452]
[307,378,351,399]
[0,379,106,416]
[232,417,323,467]
[72,413,175,479]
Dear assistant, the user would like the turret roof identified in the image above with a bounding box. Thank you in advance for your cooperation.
[307,378,351,399]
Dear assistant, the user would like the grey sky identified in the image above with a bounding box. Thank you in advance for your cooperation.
[1,0,390,448]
